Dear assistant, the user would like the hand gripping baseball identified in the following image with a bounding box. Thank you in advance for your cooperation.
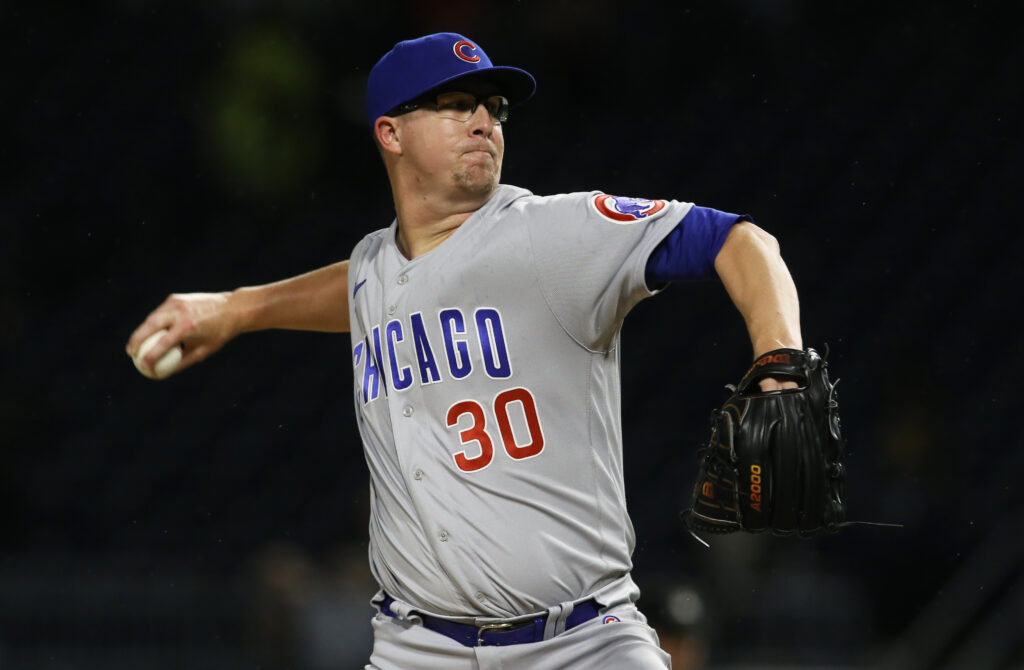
[680,347,901,544]
[126,292,237,378]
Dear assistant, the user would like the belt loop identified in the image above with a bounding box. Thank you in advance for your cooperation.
[379,594,423,625]
[541,600,575,640]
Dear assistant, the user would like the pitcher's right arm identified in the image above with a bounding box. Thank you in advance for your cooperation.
[126,260,350,376]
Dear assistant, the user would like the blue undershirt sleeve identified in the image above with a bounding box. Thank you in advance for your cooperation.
[644,206,752,286]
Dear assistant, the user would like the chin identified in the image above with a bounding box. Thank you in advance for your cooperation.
[453,166,501,197]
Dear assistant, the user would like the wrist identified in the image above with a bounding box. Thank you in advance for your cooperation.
[226,286,261,336]
[750,331,802,358]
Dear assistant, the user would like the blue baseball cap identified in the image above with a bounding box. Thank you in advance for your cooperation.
[367,33,536,129]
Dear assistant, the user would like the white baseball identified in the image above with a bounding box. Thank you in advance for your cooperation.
[133,329,183,380]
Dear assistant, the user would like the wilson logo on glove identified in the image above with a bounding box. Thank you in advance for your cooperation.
[752,352,791,368]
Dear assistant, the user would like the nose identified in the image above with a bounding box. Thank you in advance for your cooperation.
[467,104,496,136]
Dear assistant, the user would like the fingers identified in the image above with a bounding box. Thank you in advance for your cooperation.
[152,315,196,367]
[128,292,234,377]
[127,291,234,378]
[758,377,799,392]
[126,299,178,356]
[126,294,192,368]
[143,330,187,370]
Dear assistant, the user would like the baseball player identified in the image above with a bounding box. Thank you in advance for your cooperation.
[128,33,801,669]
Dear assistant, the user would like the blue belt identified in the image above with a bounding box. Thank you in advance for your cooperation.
[380,594,601,647]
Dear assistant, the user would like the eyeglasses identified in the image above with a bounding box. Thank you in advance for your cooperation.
[389,91,510,124]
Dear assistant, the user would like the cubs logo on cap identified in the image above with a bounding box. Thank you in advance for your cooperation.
[453,40,481,63]
[366,33,537,129]
[592,194,668,223]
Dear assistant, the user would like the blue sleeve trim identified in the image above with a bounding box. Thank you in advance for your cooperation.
[644,206,752,285]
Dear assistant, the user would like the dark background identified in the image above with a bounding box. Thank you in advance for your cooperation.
[2,1,1021,668]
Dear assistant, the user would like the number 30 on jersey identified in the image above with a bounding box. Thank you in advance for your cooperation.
[446,387,545,473]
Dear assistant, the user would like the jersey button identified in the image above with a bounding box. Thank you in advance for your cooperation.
[439,530,449,542]
[402,406,414,417]
[413,469,423,480]
[475,591,486,602]
[397,274,408,285]
[387,304,397,316]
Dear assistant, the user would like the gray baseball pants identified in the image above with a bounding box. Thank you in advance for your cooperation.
[364,601,671,670]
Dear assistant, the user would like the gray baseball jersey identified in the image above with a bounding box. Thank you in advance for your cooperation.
[347,184,694,619]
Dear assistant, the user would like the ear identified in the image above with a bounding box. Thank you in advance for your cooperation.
[374,116,403,156]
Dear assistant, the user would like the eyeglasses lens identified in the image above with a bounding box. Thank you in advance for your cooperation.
[433,92,509,123]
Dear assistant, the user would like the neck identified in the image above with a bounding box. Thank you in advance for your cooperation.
[390,180,497,260]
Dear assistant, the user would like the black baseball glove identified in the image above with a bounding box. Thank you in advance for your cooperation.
[680,347,896,541]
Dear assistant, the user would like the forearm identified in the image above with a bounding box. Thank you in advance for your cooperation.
[714,222,801,357]
[232,260,351,334]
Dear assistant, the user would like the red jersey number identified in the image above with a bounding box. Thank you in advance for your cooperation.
[446,387,545,473]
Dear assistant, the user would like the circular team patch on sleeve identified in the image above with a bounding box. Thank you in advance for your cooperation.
[602,615,621,624]
[592,194,667,224]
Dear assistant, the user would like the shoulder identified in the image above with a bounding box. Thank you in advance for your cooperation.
[349,224,393,268]
[509,189,683,227]
[482,185,656,222]
[503,189,601,219]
